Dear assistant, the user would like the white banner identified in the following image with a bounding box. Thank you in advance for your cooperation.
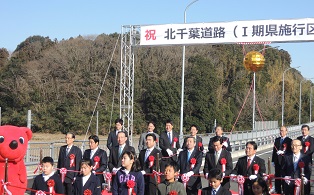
[140,18,314,46]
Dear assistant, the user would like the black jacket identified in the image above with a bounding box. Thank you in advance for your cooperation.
[108,145,135,171]
[73,173,101,195]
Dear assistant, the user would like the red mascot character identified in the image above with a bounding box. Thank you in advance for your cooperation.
[0,125,32,195]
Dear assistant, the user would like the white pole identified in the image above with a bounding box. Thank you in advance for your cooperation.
[180,0,199,144]
[252,72,256,131]
[96,111,99,136]
[27,110,31,129]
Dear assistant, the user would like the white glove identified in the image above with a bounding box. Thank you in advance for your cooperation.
[303,177,308,185]
[222,142,228,148]
[271,162,275,167]
[205,173,208,179]
[202,149,208,154]
[141,170,146,175]
[177,148,183,154]
[92,170,96,175]
[166,149,174,156]
[230,174,237,182]
[222,172,225,178]
[112,167,121,174]
[277,150,284,155]
[249,175,257,180]
[284,176,291,185]
[186,171,194,177]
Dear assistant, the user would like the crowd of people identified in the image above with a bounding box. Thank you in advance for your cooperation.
[30,119,313,195]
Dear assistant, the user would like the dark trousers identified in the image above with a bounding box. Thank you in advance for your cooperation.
[63,182,72,195]
[274,164,282,193]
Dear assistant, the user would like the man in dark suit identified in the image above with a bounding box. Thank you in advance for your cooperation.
[83,135,107,189]
[159,119,180,172]
[182,125,203,152]
[108,131,135,173]
[271,126,292,194]
[106,118,129,151]
[139,133,161,195]
[204,136,233,190]
[178,136,203,195]
[231,141,266,195]
[208,126,231,153]
[297,124,314,161]
[202,168,231,195]
[57,132,82,195]
[282,139,312,195]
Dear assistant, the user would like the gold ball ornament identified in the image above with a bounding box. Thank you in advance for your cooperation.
[243,51,265,72]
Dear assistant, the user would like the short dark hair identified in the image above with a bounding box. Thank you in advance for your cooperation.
[88,135,99,144]
[115,118,123,125]
[81,159,93,167]
[66,132,75,139]
[208,168,223,180]
[301,124,310,131]
[215,125,223,131]
[121,151,141,172]
[117,131,128,138]
[186,136,196,143]
[190,124,198,130]
[146,133,156,141]
[165,119,173,125]
[42,156,54,165]
[246,141,257,150]
[165,161,178,172]
[212,136,223,144]
[147,121,156,127]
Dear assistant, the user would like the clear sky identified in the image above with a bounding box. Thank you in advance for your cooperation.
[1,0,314,80]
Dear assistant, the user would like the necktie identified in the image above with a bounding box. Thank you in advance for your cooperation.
[145,149,150,161]
[294,156,298,170]
[303,137,306,142]
[168,132,171,143]
[90,150,93,159]
[187,151,191,162]
[212,189,216,195]
[280,138,284,145]
[119,146,122,157]
[247,158,251,169]
[66,147,70,156]
[215,152,219,165]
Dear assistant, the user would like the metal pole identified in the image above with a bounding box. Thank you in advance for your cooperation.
[27,110,31,129]
[299,80,303,125]
[310,86,313,122]
[282,66,300,126]
[96,111,99,136]
[180,0,199,144]
[252,72,256,131]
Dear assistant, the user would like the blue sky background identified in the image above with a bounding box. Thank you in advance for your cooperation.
[1,0,314,79]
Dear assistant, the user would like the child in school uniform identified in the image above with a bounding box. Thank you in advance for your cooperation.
[157,161,187,195]
[73,159,101,195]
[252,178,270,195]
[202,168,231,195]
[31,156,64,195]
[112,151,144,195]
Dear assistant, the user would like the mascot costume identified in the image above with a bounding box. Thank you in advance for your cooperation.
[0,125,32,195]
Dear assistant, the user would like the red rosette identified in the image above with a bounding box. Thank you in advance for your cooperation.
[298,161,305,168]
[181,173,190,189]
[47,179,55,194]
[220,158,227,165]
[190,157,196,169]
[47,179,55,187]
[127,180,136,188]
[69,154,75,167]
[198,142,202,147]
[172,137,178,148]
[253,164,259,175]
[35,190,46,195]
[148,155,155,168]
[94,156,100,170]
[169,190,178,195]
[283,143,287,151]
[305,141,310,147]
[84,189,92,195]
[60,167,67,183]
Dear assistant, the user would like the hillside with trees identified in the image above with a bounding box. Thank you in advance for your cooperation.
[0,34,310,134]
